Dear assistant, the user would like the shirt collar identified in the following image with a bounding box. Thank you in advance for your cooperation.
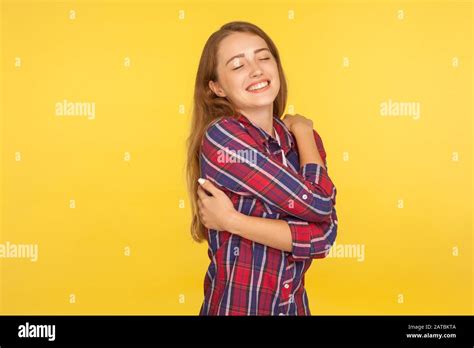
[234,111,295,154]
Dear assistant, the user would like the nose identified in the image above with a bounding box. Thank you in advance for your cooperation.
[249,59,264,77]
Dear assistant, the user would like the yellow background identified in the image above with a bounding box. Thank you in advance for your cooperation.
[0,0,472,314]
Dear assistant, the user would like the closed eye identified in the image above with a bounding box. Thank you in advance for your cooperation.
[232,58,271,71]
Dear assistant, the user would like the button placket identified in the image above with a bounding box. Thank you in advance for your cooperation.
[281,281,292,300]
[280,271,293,303]
[278,262,295,315]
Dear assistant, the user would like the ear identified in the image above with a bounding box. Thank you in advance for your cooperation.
[209,80,227,97]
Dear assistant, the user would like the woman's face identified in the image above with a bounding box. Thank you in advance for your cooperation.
[209,32,280,112]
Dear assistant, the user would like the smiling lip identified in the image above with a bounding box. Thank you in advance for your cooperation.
[246,80,271,93]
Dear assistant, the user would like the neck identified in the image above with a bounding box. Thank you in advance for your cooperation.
[237,105,274,138]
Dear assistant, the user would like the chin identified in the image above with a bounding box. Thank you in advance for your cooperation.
[248,91,278,104]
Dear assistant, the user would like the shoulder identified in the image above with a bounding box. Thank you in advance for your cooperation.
[203,116,248,142]
[206,116,245,132]
[201,115,262,155]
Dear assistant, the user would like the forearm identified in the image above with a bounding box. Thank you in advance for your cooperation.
[220,127,330,250]
[292,125,326,169]
[226,212,293,252]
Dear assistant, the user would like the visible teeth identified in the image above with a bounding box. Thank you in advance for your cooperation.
[248,81,269,91]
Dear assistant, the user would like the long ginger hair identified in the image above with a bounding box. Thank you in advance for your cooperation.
[186,21,288,243]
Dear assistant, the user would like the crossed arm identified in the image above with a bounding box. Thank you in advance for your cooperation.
[199,118,338,261]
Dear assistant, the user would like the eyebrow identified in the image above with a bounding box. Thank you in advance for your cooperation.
[225,48,271,66]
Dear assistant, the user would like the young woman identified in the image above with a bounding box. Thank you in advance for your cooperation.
[186,21,338,316]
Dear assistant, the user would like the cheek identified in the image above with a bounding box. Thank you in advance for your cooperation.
[219,72,238,90]
[269,65,280,85]
[271,76,280,94]
[229,77,248,96]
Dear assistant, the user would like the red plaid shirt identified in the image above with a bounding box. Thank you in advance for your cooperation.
[199,111,338,315]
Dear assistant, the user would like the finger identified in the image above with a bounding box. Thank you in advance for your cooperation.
[197,185,209,200]
[282,114,292,126]
[198,206,205,218]
[197,195,209,213]
[198,178,220,196]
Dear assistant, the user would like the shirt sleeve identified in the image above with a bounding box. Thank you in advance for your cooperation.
[283,205,338,261]
[308,128,337,206]
[200,117,336,223]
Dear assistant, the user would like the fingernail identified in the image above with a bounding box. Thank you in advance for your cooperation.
[198,178,206,185]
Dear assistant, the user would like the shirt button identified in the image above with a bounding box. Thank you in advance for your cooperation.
[302,194,308,200]
[284,283,290,289]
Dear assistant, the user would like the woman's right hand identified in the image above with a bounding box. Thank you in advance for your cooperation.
[282,113,313,133]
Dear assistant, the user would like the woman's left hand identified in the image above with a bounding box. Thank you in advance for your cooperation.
[197,178,238,231]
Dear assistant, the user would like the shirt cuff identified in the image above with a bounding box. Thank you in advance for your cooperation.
[286,215,336,261]
[299,163,336,202]
[287,221,312,260]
